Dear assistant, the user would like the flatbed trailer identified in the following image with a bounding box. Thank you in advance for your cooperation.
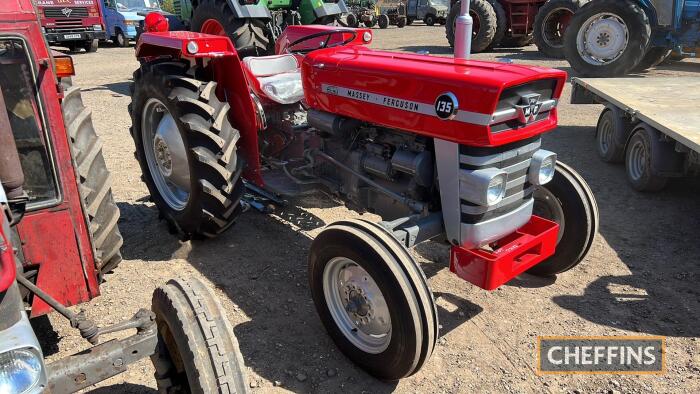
[571,77,700,191]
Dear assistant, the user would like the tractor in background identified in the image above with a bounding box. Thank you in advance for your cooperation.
[163,0,348,57]
[345,0,379,27]
[0,2,248,392]
[376,0,409,27]
[446,0,586,56]
[130,8,598,380]
[564,0,700,76]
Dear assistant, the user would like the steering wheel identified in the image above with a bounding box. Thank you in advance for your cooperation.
[287,29,358,54]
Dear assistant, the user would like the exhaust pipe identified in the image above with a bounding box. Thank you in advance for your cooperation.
[454,0,473,60]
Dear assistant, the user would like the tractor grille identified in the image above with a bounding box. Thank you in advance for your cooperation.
[459,136,541,224]
[491,79,558,134]
[44,7,89,18]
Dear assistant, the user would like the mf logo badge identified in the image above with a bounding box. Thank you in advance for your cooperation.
[61,7,73,17]
[434,92,458,120]
[515,93,543,124]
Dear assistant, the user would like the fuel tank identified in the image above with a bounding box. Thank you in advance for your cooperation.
[301,47,567,147]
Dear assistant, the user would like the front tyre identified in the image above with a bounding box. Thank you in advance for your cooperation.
[309,220,438,380]
[151,278,249,393]
[563,0,650,77]
[528,162,598,276]
[129,61,245,239]
[378,14,390,29]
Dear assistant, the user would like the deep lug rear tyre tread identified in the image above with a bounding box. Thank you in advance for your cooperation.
[533,0,581,58]
[487,0,506,49]
[151,277,248,393]
[129,60,244,240]
[446,0,497,52]
[62,81,124,277]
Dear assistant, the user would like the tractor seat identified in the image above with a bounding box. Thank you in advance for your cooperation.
[242,54,304,105]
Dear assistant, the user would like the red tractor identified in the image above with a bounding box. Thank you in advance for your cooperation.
[0,2,247,393]
[446,0,587,57]
[130,17,598,380]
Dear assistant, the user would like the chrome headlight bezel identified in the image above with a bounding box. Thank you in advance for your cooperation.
[460,167,508,207]
[528,150,557,186]
[92,24,103,31]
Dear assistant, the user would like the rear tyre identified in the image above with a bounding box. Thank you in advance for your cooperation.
[83,39,98,53]
[191,0,271,58]
[151,278,249,393]
[563,0,650,77]
[424,14,436,26]
[500,34,534,47]
[528,162,598,276]
[595,107,627,163]
[61,80,124,278]
[309,220,438,380]
[487,0,506,49]
[534,0,580,58]
[129,61,245,239]
[346,13,359,28]
[397,16,407,28]
[364,16,377,28]
[115,30,130,47]
[633,47,672,72]
[625,125,668,191]
[378,14,390,29]
[446,0,497,52]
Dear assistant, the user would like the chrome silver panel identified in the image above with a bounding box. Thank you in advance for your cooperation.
[460,198,534,249]
[489,99,557,125]
[461,186,535,215]
[434,139,462,244]
[0,311,47,394]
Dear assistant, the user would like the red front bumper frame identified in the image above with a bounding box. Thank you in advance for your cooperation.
[450,215,559,290]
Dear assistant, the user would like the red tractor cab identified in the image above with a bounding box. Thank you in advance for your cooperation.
[0,2,248,393]
[131,18,597,380]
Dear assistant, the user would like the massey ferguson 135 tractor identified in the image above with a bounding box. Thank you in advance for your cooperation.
[0,2,247,393]
[131,6,598,379]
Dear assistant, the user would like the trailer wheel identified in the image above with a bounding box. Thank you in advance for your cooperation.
[595,107,627,163]
[61,81,123,277]
[378,14,390,29]
[487,0,506,49]
[309,220,438,380]
[534,0,580,58]
[151,278,249,394]
[563,0,650,77]
[446,0,497,52]
[528,162,598,276]
[83,39,98,53]
[192,0,271,58]
[129,61,245,239]
[625,125,668,191]
[633,47,672,72]
[346,13,359,28]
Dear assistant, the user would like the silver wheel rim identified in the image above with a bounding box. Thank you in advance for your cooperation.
[542,7,572,48]
[597,113,613,155]
[117,33,125,46]
[323,257,392,354]
[576,12,629,65]
[534,186,566,244]
[627,139,646,181]
[142,98,191,211]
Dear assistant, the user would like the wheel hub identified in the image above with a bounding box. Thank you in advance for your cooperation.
[154,135,173,176]
[577,13,629,65]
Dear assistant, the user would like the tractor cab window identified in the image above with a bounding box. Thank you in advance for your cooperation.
[0,39,59,206]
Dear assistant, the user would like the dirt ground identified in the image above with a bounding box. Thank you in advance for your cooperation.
[39,24,700,394]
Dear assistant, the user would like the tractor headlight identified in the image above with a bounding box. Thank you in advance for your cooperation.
[92,24,103,31]
[460,167,507,207]
[529,150,557,185]
[0,348,43,394]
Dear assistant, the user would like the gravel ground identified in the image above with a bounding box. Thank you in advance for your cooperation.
[39,24,700,394]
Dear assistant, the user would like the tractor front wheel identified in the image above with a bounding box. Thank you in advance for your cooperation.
[129,61,245,239]
[528,162,598,276]
[62,80,123,277]
[446,0,497,52]
[151,278,249,393]
[346,13,359,28]
[191,0,271,57]
[533,0,580,58]
[397,16,407,28]
[309,220,438,380]
[378,14,390,29]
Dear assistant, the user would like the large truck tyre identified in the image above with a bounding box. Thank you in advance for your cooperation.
[61,81,124,277]
[129,61,245,239]
[446,0,497,52]
[563,0,650,77]
[151,278,249,393]
[309,219,438,381]
[528,162,598,276]
[191,0,271,58]
[534,0,581,58]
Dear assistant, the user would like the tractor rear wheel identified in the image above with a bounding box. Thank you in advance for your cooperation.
[309,220,438,380]
[633,46,672,72]
[446,0,497,52]
[191,0,271,58]
[487,0,506,49]
[528,162,598,276]
[534,0,580,58]
[151,277,249,393]
[61,80,123,277]
[563,0,650,77]
[378,14,390,29]
[129,61,245,239]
